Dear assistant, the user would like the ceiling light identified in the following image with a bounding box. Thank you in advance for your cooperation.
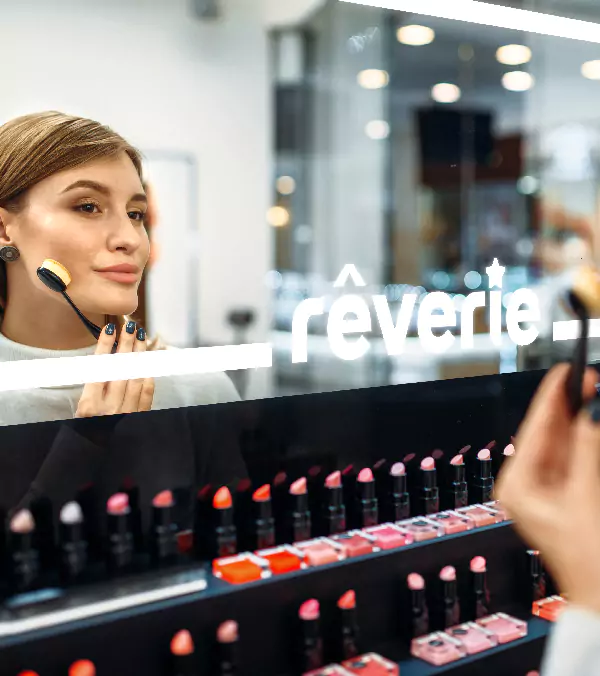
[496,44,532,65]
[431,83,461,103]
[582,60,600,80]
[267,206,290,227]
[397,25,435,46]
[276,176,296,195]
[502,71,535,91]
[365,120,390,140]
[357,69,389,90]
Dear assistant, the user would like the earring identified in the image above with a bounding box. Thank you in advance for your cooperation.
[0,246,20,262]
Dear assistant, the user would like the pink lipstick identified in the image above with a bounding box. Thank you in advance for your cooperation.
[407,573,429,638]
[356,468,378,528]
[300,599,324,672]
[106,493,134,573]
[59,501,88,583]
[419,457,439,515]
[338,590,360,660]
[216,620,239,676]
[8,509,40,592]
[440,566,460,628]
[470,556,490,619]
[288,477,312,542]
[322,471,346,535]
[150,490,178,565]
[471,449,494,503]
[389,462,410,521]
[445,455,468,509]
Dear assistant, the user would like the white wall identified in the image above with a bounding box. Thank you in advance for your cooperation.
[0,0,272,356]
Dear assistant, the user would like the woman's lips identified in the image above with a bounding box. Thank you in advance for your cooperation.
[96,270,139,284]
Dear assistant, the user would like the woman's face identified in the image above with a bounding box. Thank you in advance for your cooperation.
[6,152,150,317]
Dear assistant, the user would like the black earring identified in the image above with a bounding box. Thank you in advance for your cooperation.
[0,246,19,263]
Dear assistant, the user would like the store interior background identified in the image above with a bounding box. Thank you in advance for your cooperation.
[4,0,600,403]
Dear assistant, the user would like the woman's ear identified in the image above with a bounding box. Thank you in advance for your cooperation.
[0,207,16,245]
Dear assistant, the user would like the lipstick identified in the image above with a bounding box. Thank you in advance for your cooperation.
[342,464,358,523]
[122,479,143,552]
[212,487,237,558]
[470,556,490,619]
[356,468,378,528]
[150,490,178,564]
[106,492,134,573]
[307,465,323,521]
[527,549,547,602]
[272,471,289,542]
[388,462,410,521]
[253,484,275,550]
[288,477,312,542]
[445,455,468,510]
[8,509,40,592]
[322,471,346,535]
[59,501,88,582]
[471,449,494,503]
[338,589,360,660]
[407,573,429,638]
[419,457,439,515]
[171,629,198,676]
[299,599,324,672]
[217,620,239,676]
[233,479,253,552]
[440,566,460,629]
[69,660,96,676]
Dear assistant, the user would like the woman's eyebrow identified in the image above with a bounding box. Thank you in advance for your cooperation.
[60,179,147,203]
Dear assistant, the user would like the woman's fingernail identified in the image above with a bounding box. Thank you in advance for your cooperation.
[105,323,116,336]
[126,321,136,334]
[588,397,600,423]
[136,327,146,341]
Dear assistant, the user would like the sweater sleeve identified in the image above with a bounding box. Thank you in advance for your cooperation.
[541,607,600,676]
[14,415,122,512]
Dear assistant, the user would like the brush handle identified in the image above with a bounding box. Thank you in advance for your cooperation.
[62,291,118,351]
[567,291,589,416]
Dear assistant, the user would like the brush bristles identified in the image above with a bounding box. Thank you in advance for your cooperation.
[41,259,71,287]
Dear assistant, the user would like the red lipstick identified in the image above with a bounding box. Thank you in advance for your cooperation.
[356,468,378,528]
[194,484,214,558]
[322,471,346,535]
[440,566,460,629]
[288,477,312,542]
[407,573,429,638]
[445,454,468,509]
[216,620,239,676]
[106,492,134,573]
[9,509,40,592]
[171,629,198,676]
[212,486,237,558]
[419,457,439,515]
[338,589,360,660]
[69,660,96,676]
[150,490,178,565]
[299,599,324,672]
[470,556,490,619]
[471,449,494,503]
[253,484,275,549]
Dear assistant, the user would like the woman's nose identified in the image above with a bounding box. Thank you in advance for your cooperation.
[108,213,142,253]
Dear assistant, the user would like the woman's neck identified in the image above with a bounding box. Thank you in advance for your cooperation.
[1,292,104,350]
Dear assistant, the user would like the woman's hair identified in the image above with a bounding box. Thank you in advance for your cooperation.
[0,111,159,348]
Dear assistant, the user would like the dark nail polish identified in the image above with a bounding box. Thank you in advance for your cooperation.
[126,321,136,334]
[105,323,116,336]
[588,397,600,423]
[136,327,146,341]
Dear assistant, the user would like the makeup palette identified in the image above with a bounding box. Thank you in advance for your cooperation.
[341,653,400,675]
[212,553,270,585]
[532,595,568,622]
[411,632,467,665]
[331,531,377,558]
[255,545,306,575]
[294,538,345,567]
[426,510,473,535]
[362,524,413,550]
[396,517,444,542]
[455,505,503,528]
[476,613,528,643]
[446,622,498,654]
[303,667,354,676]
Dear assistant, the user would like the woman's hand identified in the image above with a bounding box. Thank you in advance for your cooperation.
[75,322,155,418]
[496,364,600,612]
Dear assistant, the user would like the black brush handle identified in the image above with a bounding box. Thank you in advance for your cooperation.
[62,291,118,351]
[566,291,589,416]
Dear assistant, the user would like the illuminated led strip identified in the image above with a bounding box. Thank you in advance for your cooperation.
[0,343,272,392]
[553,319,600,341]
[340,0,600,43]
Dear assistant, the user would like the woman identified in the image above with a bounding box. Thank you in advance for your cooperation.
[497,364,600,676]
[0,111,246,520]
[0,110,239,425]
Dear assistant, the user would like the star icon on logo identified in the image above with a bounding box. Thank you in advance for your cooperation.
[486,258,506,289]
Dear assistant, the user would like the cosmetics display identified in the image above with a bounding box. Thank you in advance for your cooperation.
[0,364,562,676]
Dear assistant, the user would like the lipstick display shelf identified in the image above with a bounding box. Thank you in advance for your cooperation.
[0,520,548,676]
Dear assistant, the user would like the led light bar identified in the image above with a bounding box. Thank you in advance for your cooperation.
[340,0,600,43]
[553,319,600,341]
[0,343,272,393]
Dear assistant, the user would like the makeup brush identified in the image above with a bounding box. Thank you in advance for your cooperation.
[563,265,600,414]
[36,258,117,347]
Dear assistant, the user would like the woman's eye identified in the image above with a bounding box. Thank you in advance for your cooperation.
[76,202,100,214]
[128,211,145,222]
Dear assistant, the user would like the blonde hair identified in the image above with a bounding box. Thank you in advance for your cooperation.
[0,111,159,348]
